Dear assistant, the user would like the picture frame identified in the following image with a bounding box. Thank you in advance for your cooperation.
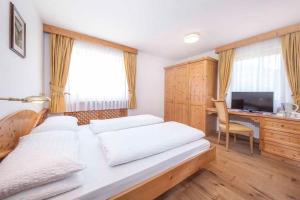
[9,2,26,58]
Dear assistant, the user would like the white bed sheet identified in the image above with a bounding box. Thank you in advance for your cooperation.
[50,125,210,200]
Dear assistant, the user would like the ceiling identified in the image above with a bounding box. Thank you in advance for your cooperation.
[33,0,300,60]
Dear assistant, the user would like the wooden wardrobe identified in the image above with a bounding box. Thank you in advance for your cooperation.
[164,57,218,134]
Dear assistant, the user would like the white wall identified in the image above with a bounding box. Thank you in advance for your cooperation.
[128,52,174,117]
[0,0,43,118]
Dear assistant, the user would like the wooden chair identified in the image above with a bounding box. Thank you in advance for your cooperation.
[212,99,254,154]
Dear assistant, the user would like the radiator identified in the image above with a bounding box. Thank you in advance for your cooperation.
[64,109,128,125]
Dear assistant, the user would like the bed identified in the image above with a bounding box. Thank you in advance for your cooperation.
[0,109,216,200]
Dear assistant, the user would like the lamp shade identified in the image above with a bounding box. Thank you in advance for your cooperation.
[23,96,51,103]
[0,95,50,103]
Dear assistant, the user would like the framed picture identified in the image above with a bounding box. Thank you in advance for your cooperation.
[10,2,26,58]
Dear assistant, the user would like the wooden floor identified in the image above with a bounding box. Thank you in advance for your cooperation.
[157,136,300,200]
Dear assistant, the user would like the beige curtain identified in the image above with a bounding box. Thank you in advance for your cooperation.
[50,34,74,113]
[123,52,137,109]
[218,49,235,100]
[281,32,300,108]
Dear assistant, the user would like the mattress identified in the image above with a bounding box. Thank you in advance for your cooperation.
[50,125,210,200]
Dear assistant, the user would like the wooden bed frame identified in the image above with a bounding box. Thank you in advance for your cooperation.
[0,109,216,199]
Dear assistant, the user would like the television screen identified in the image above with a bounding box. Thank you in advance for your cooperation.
[231,92,274,112]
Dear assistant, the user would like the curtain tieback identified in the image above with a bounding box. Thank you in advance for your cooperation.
[50,84,65,95]
[292,94,300,101]
[128,89,134,95]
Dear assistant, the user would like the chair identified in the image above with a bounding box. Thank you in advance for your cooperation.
[212,99,254,154]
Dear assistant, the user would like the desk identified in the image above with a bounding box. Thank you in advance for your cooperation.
[206,107,300,165]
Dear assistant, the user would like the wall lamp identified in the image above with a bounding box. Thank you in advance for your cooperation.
[0,95,50,103]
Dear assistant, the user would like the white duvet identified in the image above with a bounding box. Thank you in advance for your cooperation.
[98,122,205,166]
[89,115,164,134]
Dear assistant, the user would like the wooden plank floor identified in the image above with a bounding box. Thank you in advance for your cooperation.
[157,136,300,200]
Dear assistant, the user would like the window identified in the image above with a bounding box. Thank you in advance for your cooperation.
[227,38,292,112]
[65,40,128,111]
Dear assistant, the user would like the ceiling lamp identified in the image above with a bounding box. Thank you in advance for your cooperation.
[184,33,200,44]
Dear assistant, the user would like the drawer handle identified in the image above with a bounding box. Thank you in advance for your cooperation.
[281,124,284,128]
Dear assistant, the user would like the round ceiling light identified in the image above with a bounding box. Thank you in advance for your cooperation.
[184,33,200,44]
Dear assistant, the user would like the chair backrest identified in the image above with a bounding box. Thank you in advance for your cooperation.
[212,99,229,125]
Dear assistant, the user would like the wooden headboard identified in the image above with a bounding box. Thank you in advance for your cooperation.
[0,109,48,159]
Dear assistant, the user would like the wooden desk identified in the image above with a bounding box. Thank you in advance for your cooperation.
[206,107,300,165]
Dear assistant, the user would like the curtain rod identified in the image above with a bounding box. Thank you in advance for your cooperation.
[43,24,138,54]
[215,22,300,53]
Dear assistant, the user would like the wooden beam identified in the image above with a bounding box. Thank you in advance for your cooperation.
[43,24,138,54]
[215,22,300,53]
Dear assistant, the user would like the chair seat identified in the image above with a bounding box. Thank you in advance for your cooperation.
[220,122,253,135]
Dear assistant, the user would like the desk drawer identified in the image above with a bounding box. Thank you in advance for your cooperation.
[263,141,300,162]
[261,118,300,134]
[261,129,300,148]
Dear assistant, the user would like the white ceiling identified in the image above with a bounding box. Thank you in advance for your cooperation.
[33,0,300,60]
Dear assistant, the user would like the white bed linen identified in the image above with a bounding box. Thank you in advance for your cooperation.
[89,114,164,134]
[4,173,82,200]
[98,122,205,166]
[0,131,84,199]
[50,125,210,200]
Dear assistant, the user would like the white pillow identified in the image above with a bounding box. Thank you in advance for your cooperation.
[0,131,84,199]
[4,173,82,200]
[20,130,80,160]
[89,115,164,134]
[32,116,79,133]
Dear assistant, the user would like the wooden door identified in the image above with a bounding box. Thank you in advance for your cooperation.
[174,66,189,124]
[188,61,206,130]
[174,66,189,104]
[189,61,205,106]
[190,105,205,131]
[165,102,174,121]
[174,104,189,124]
[165,68,175,103]
[164,68,175,121]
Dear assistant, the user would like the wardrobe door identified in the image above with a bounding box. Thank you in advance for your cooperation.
[165,102,175,121]
[190,105,205,131]
[174,66,189,104]
[174,65,189,124]
[174,104,189,124]
[165,68,175,103]
[189,61,205,106]
[164,68,175,121]
[189,61,205,130]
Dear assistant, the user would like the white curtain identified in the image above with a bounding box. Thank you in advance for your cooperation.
[227,38,292,112]
[65,40,128,112]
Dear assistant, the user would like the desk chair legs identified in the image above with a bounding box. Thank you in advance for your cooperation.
[218,130,221,144]
[221,131,253,154]
[250,134,254,154]
[226,132,229,151]
[233,134,237,144]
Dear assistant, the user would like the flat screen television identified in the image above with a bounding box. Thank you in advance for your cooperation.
[231,92,274,112]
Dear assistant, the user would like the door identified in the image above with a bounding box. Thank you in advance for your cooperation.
[189,61,206,130]
[189,61,205,106]
[190,105,205,131]
[174,103,189,124]
[174,66,189,124]
[174,66,189,104]
[165,68,175,103]
[165,102,174,121]
[164,68,175,121]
